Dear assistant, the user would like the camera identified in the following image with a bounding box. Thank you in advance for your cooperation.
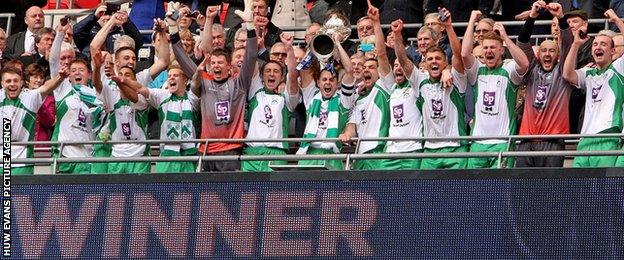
[105,3,120,15]
[438,8,449,22]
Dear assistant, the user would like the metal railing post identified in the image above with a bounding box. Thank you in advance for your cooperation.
[344,154,351,170]
[196,140,209,172]
[6,15,13,36]
[52,142,65,174]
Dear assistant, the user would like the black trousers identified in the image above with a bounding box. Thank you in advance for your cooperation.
[515,140,565,168]
[201,148,242,172]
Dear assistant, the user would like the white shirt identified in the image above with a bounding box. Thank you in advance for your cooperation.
[24,29,36,54]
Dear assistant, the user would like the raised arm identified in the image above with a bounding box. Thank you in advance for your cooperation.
[91,51,106,94]
[50,22,70,76]
[200,6,219,55]
[605,9,624,39]
[461,11,481,70]
[494,22,529,75]
[367,0,391,76]
[281,33,300,96]
[545,2,570,71]
[391,20,415,78]
[562,30,589,86]
[89,11,123,57]
[39,66,69,98]
[335,33,354,85]
[149,19,170,79]
[233,0,259,92]
[440,8,464,73]
[111,76,140,103]
[74,5,105,52]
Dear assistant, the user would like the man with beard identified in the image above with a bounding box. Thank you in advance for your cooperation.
[563,9,624,167]
[1,66,67,174]
[242,33,300,172]
[393,9,468,170]
[338,2,395,170]
[172,1,258,172]
[515,2,574,168]
[461,10,530,168]
[296,33,355,170]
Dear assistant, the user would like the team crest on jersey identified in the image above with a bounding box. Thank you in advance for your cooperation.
[393,104,404,123]
[431,99,443,118]
[77,108,87,128]
[215,101,231,123]
[121,122,132,139]
[534,85,548,109]
[592,85,602,101]
[483,91,496,111]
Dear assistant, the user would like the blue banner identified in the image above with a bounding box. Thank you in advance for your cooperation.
[9,173,624,258]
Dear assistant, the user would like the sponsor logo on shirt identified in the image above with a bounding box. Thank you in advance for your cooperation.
[592,85,602,102]
[121,122,132,139]
[215,101,231,124]
[77,109,87,128]
[533,85,548,110]
[319,110,328,129]
[431,99,445,119]
[393,104,404,123]
[481,91,499,115]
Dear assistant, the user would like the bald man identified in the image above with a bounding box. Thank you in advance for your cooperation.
[5,6,45,58]
[515,2,574,168]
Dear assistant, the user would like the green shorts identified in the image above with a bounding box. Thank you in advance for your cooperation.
[108,162,151,174]
[11,166,34,175]
[58,162,92,174]
[298,147,344,170]
[467,142,514,169]
[241,147,287,172]
[377,150,422,170]
[154,150,197,173]
[353,146,392,170]
[574,137,620,167]
[91,141,112,174]
[421,145,468,169]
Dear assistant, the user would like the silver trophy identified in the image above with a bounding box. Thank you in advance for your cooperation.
[299,14,352,70]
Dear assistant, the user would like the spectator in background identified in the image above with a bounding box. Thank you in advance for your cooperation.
[225,0,282,53]
[73,4,143,58]
[0,0,46,36]
[270,0,311,39]
[564,9,592,135]
[551,17,561,41]
[0,29,7,63]
[423,13,452,61]
[19,27,54,76]
[407,27,439,69]
[610,0,624,32]
[5,6,45,58]
[24,63,56,144]
[212,24,227,50]
[613,34,624,59]
[474,17,494,45]
[425,0,494,23]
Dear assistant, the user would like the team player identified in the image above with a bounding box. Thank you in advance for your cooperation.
[1,67,67,174]
[562,9,624,167]
[461,10,530,168]
[296,33,355,170]
[172,3,258,171]
[48,22,106,174]
[338,2,394,170]
[393,10,469,169]
[92,52,151,174]
[242,33,300,172]
[516,2,574,167]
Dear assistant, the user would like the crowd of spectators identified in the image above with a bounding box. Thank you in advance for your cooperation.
[2,0,624,174]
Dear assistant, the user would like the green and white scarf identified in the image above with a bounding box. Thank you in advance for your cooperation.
[297,92,341,154]
[161,93,198,156]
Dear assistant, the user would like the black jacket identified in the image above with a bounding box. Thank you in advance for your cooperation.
[73,13,143,58]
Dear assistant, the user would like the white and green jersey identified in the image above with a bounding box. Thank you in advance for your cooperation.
[0,89,43,168]
[52,79,102,157]
[386,79,423,153]
[413,68,468,149]
[147,89,200,155]
[466,59,523,144]
[298,81,353,153]
[349,73,394,154]
[246,87,300,149]
[575,57,624,134]
[98,85,149,157]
